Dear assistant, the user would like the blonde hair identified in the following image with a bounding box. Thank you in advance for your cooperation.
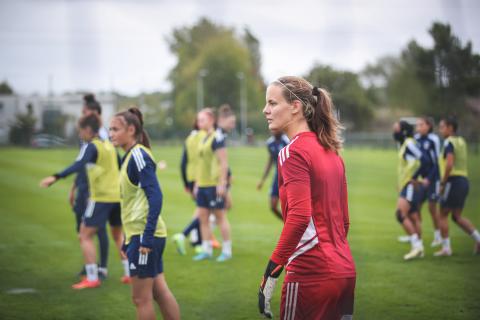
[273,76,343,152]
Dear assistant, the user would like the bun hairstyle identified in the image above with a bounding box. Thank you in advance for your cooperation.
[115,107,151,148]
[83,93,96,104]
[78,113,101,134]
[83,93,102,115]
[273,76,343,153]
[398,120,414,137]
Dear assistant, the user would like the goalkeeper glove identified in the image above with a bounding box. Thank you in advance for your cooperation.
[258,259,284,319]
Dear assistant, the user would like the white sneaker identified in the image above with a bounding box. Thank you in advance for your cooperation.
[431,239,442,247]
[404,247,424,261]
[398,235,411,243]
[433,248,452,257]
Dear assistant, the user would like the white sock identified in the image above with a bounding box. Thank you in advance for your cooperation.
[222,240,232,256]
[202,240,212,255]
[98,267,108,275]
[434,229,441,241]
[190,229,199,243]
[410,234,421,249]
[442,237,451,251]
[122,259,130,277]
[85,264,98,282]
[471,230,480,243]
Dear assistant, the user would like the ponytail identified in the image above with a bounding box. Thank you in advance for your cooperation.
[274,76,343,153]
[115,107,151,148]
[310,87,343,152]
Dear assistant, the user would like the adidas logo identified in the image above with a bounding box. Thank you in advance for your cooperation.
[130,263,136,270]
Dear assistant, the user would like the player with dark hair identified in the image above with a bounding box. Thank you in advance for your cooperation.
[414,116,442,246]
[40,114,126,288]
[435,116,480,256]
[110,108,180,319]
[257,133,290,220]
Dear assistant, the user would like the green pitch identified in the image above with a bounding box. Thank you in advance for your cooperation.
[0,146,479,319]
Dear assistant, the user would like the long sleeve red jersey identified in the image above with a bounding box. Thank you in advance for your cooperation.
[271,131,356,282]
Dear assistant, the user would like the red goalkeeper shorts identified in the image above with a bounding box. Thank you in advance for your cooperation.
[280,277,355,320]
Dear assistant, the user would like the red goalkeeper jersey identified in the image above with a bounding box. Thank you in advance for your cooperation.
[271,131,356,282]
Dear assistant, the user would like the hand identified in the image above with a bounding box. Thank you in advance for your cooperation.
[157,160,167,171]
[69,187,76,208]
[421,178,430,188]
[40,176,57,188]
[139,246,152,255]
[257,180,264,191]
[216,183,226,198]
[259,260,284,319]
[193,185,199,198]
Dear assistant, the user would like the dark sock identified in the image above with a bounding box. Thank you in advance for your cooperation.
[193,224,202,246]
[182,218,200,237]
[97,226,109,268]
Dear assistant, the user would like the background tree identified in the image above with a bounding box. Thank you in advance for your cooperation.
[306,64,374,130]
[166,18,266,135]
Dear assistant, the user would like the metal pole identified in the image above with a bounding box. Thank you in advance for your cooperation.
[237,72,247,141]
[197,69,208,113]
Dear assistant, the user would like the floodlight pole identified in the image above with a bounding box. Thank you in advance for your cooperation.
[237,72,247,142]
[196,69,208,112]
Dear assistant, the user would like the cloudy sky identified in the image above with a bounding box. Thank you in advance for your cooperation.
[0,0,479,95]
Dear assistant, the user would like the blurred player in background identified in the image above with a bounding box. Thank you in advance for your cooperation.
[435,116,480,256]
[110,108,180,320]
[392,120,432,260]
[415,116,442,247]
[173,118,206,255]
[192,108,232,262]
[258,76,356,319]
[40,114,128,288]
[257,133,290,220]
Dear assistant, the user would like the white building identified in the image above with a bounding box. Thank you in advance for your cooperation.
[0,93,117,144]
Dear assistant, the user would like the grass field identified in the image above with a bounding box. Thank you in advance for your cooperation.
[0,145,479,320]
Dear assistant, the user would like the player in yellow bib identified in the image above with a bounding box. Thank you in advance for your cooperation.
[192,108,232,262]
[435,116,480,256]
[110,108,180,320]
[40,114,128,289]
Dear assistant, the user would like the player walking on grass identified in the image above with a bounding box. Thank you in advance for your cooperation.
[40,114,129,289]
[435,116,480,256]
[72,94,128,282]
[258,76,356,320]
[173,119,206,255]
[257,133,290,220]
[415,116,442,247]
[392,120,433,261]
[192,108,233,262]
[109,108,180,320]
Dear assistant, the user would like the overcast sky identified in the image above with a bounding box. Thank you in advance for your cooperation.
[0,0,479,95]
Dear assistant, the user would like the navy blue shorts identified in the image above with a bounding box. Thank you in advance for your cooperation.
[127,235,166,278]
[196,186,225,210]
[424,179,440,203]
[82,201,121,228]
[73,190,89,232]
[270,174,279,198]
[400,183,425,214]
[440,176,469,209]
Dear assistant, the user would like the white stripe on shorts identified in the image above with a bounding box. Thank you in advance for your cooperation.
[84,200,95,218]
[442,182,451,201]
[284,282,299,320]
[406,184,414,202]
[138,253,148,265]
